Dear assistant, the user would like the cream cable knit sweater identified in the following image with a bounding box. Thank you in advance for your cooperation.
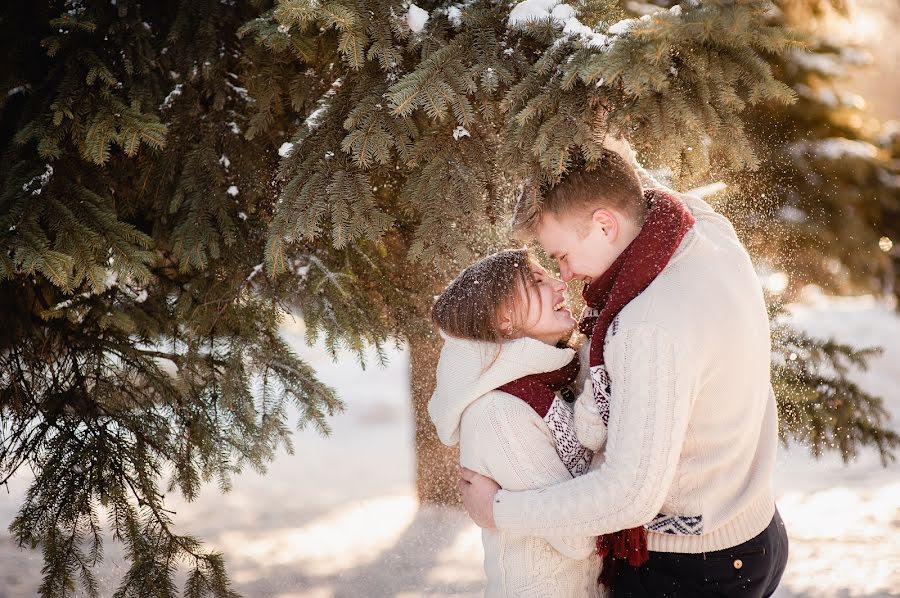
[491,166,779,554]
[429,333,605,598]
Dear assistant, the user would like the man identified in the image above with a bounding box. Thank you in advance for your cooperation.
[458,143,789,596]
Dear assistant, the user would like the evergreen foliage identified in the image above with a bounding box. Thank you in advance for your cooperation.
[690,0,900,463]
[715,0,900,300]
[265,0,897,466]
[2,2,340,596]
[266,0,799,266]
[759,0,899,464]
[771,305,898,466]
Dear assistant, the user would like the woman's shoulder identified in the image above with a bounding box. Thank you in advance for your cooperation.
[462,390,547,429]
[458,392,559,481]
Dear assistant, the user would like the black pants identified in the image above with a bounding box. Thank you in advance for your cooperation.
[612,509,789,598]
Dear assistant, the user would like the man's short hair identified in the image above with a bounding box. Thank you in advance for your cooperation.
[511,149,647,237]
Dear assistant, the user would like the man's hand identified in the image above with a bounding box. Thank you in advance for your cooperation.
[459,466,501,529]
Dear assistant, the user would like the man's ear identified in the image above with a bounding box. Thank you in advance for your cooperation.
[590,208,619,242]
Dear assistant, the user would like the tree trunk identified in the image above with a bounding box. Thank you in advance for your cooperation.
[409,329,462,506]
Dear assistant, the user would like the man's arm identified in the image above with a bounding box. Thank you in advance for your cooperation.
[474,324,694,538]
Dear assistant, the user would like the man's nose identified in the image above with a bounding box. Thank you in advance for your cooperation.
[559,264,574,283]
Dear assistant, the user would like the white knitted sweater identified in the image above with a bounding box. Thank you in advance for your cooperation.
[429,333,605,598]
[492,183,778,554]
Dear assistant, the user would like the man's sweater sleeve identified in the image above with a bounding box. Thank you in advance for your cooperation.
[492,324,694,538]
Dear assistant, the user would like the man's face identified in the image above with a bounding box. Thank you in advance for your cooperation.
[535,210,622,284]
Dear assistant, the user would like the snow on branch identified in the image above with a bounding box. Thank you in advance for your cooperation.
[790,48,872,77]
[406,3,429,33]
[507,0,685,50]
[508,0,609,48]
[789,138,880,161]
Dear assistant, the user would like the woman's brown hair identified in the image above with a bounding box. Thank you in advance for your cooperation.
[431,249,539,343]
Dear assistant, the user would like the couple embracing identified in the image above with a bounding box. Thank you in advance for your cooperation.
[427,141,789,597]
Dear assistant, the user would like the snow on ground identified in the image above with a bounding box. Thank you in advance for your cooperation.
[2,296,899,597]
[771,293,900,598]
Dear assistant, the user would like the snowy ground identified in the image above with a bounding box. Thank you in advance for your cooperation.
[2,294,899,598]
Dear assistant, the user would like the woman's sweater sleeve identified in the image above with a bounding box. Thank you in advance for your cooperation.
[473,394,597,560]
[492,324,693,538]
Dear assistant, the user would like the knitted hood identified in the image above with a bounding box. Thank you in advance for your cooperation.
[428,331,576,446]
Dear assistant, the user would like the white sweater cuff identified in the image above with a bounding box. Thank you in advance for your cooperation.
[493,489,523,533]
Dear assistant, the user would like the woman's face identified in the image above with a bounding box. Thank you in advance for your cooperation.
[509,262,576,345]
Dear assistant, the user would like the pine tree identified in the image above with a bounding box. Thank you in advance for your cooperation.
[728,0,900,301]
[261,0,802,507]
[1,2,340,596]
[743,0,900,464]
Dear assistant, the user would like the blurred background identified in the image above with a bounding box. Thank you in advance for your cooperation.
[844,0,899,121]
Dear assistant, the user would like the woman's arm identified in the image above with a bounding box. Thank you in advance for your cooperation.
[470,392,597,560]
[604,134,730,223]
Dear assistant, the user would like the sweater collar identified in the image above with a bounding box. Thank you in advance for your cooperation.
[428,331,575,446]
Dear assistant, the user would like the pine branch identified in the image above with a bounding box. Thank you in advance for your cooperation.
[772,316,899,465]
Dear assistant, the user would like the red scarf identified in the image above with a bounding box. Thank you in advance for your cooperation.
[579,188,695,586]
[498,350,580,418]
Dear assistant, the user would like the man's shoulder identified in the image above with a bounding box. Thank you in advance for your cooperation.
[609,229,765,353]
[608,252,726,345]
[612,265,702,328]
[605,303,682,351]
[676,189,738,236]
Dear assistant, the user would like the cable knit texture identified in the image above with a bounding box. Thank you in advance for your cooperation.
[429,334,605,598]
[492,166,778,555]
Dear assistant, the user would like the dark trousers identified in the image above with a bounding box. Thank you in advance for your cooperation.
[613,509,789,598]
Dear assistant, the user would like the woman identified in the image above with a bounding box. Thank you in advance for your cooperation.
[428,248,605,597]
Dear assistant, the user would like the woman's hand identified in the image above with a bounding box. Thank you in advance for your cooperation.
[459,466,501,529]
[602,133,638,168]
